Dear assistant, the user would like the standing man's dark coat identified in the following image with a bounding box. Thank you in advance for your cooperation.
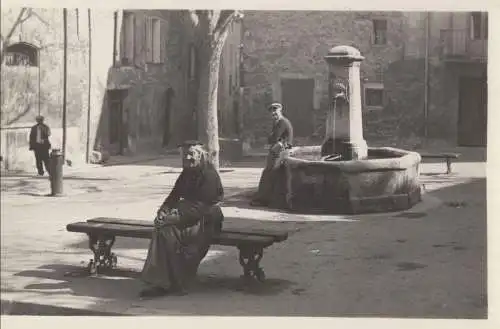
[29,115,51,176]
[252,103,294,206]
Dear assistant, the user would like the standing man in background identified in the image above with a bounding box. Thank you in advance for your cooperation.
[251,103,294,207]
[29,115,51,176]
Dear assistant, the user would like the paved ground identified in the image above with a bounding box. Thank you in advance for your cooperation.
[0,148,490,319]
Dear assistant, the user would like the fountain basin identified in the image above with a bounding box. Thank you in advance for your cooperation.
[271,146,422,214]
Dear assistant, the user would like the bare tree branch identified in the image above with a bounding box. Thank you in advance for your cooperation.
[214,10,234,33]
[0,8,35,64]
[18,8,34,25]
[209,11,221,32]
[189,10,199,26]
[213,10,243,43]
[2,8,27,43]
[30,10,50,27]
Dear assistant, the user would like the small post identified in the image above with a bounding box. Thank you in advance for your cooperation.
[49,149,64,196]
[62,8,68,160]
[446,158,452,175]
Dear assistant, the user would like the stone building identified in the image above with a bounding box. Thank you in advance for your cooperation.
[0,8,241,171]
[241,11,487,147]
[403,12,487,147]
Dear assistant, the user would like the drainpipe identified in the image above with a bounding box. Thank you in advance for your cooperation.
[239,18,245,139]
[38,50,41,116]
[482,12,487,62]
[62,8,68,159]
[113,11,118,66]
[423,12,430,141]
[86,9,92,163]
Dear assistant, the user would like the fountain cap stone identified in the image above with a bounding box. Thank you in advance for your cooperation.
[325,45,364,64]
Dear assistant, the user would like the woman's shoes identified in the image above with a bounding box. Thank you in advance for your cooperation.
[139,285,188,298]
[139,287,169,298]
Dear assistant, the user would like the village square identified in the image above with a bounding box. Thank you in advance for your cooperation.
[0,6,491,324]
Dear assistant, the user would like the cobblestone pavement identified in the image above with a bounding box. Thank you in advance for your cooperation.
[0,151,491,320]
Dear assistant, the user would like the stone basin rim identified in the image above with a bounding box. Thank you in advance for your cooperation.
[284,146,421,173]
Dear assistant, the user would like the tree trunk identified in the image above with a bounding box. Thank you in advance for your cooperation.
[196,35,227,171]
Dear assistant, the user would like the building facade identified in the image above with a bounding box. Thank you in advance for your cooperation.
[1,8,241,171]
[240,11,487,147]
[403,12,487,147]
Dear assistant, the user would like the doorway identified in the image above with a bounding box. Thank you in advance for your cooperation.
[280,78,315,137]
[107,89,127,155]
[457,76,487,146]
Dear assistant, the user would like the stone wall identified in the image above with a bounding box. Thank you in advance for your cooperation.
[241,11,407,145]
[0,126,81,172]
[1,9,243,171]
[1,8,99,170]
[241,11,487,148]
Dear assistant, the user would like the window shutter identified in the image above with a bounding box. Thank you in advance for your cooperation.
[152,18,161,63]
[146,17,152,62]
[160,20,165,63]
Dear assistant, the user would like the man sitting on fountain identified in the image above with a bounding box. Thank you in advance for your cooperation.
[139,141,224,298]
[251,102,294,207]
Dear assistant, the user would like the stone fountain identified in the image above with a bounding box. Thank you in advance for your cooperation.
[271,45,422,214]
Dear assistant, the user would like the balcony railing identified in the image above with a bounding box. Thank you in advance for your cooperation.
[439,29,487,62]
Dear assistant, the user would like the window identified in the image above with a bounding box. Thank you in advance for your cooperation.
[5,52,32,66]
[471,12,488,40]
[4,43,39,67]
[122,12,135,65]
[146,17,162,63]
[372,19,387,45]
[364,82,384,109]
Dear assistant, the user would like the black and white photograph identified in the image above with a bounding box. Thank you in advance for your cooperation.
[0,0,496,327]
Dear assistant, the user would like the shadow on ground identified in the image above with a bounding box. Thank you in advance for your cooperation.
[4,177,486,317]
[10,262,295,304]
[1,299,128,316]
[0,174,114,181]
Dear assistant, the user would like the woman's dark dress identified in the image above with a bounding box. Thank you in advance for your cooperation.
[141,163,224,291]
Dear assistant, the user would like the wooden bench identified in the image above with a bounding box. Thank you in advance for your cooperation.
[66,217,288,282]
[420,153,460,174]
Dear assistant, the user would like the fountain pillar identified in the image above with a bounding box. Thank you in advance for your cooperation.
[322,45,368,161]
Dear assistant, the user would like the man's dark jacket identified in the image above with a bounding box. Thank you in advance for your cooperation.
[29,123,51,150]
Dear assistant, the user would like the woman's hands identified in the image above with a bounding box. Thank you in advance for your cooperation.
[154,207,180,228]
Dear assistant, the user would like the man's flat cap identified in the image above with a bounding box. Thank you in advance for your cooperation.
[268,103,283,111]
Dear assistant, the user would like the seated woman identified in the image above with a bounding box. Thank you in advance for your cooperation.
[139,141,224,298]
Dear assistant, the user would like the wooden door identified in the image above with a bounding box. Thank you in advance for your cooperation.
[108,90,126,155]
[281,78,315,137]
[458,76,487,146]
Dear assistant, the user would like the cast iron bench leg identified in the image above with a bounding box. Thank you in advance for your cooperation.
[87,234,117,275]
[238,246,265,282]
[446,158,452,174]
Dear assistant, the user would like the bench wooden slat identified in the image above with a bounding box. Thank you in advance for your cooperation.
[87,217,288,242]
[87,217,152,227]
[215,232,275,248]
[222,228,288,242]
[420,153,459,159]
[66,222,276,248]
[67,222,152,239]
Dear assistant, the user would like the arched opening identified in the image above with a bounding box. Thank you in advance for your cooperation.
[4,42,40,67]
[3,42,42,117]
